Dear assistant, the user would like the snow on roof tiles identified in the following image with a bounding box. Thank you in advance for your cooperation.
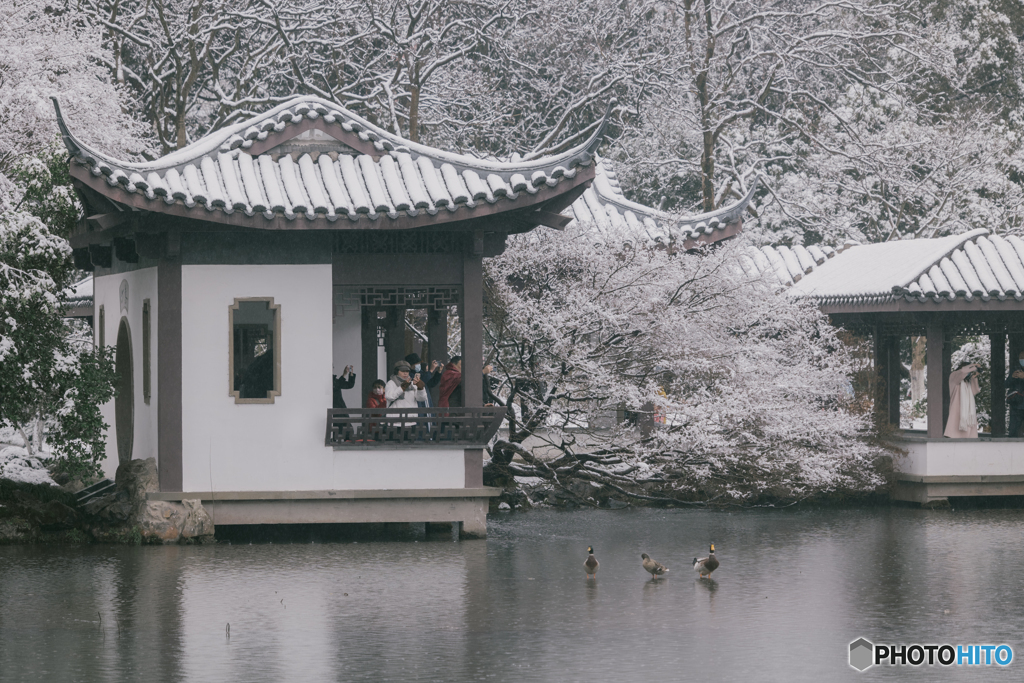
[736,240,857,287]
[786,229,1024,305]
[564,158,756,248]
[53,95,612,227]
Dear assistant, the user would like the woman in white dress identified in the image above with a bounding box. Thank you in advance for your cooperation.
[944,363,980,438]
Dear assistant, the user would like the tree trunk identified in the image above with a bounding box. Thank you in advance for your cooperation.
[409,84,420,143]
[697,0,716,212]
[910,336,925,404]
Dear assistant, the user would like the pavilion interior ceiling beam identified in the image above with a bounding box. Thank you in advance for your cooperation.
[530,210,572,231]
[86,213,127,231]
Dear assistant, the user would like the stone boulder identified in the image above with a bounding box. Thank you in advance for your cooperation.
[137,501,188,543]
[109,458,216,544]
[115,458,159,513]
[181,499,214,539]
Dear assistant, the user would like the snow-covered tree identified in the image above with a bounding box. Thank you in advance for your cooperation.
[606,0,1024,249]
[482,224,888,506]
[1,0,137,478]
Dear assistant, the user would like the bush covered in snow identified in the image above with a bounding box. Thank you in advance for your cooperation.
[483,226,890,506]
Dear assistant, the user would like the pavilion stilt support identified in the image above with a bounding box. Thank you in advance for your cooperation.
[991,333,1006,437]
[926,323,945,438]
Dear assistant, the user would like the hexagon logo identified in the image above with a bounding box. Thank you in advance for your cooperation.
[850,638,874,671]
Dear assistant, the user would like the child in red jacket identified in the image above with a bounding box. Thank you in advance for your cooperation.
[366,379,387,410]
[363,379,387,440]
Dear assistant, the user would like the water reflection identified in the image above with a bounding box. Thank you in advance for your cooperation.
[2,507,1024,681]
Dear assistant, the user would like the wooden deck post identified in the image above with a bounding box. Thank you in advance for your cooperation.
[991,333,1006,436]
[926,322,945,438]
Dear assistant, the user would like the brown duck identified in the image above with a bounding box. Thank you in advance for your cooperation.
[693,543,719,579]
[584,546,599,579]
[641,553,669,578]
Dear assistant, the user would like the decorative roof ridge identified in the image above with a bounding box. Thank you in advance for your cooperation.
[888,228,990,295]
[53,95,615,180]
[594,173,760,228]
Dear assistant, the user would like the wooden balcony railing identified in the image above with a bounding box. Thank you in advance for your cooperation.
[325,407,507,448]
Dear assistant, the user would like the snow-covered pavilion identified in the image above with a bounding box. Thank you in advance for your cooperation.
[790,229,1024,504]
[55,94,754,534]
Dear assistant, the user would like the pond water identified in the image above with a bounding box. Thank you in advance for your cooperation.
[1,506,1023,682]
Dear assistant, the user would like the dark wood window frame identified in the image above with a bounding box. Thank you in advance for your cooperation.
[228,297,281,404]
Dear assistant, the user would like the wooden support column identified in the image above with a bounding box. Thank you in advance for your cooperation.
[157,254,182,492]
[873,329,900,429]
[942,334,952,430]
[385,306,406,374]
[926,322,945,438]
[427,307,448,365]
[1009,334,1024,374]
[886,336,901,428]
[360,306,377,401]
[991,333,1006,437]
[462,234,484,408]
[427,307,448,406]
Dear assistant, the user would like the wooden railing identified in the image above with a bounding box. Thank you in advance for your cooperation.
[325,407,507,448]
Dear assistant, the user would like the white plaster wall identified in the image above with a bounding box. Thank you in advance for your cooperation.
[331,292,362,407]
[897,439,1024,476]
[181,265,465,492]
[93,268,159,480]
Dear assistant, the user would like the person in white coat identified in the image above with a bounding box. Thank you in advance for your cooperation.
[385,360,427,426]
[944,363,980,438]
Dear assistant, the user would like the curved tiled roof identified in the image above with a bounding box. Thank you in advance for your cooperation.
[568,158,757,248]
[789,229,1024,306]
[738,241,859,287]
[54,95,611,228]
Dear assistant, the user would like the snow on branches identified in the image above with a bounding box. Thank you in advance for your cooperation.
[483,224,888,506]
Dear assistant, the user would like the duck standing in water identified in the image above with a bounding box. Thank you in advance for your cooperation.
[584,546,599,579]
[641,553,669,578]
[693,543,719,579]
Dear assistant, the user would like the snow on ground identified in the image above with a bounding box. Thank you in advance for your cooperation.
[0,445,57,486]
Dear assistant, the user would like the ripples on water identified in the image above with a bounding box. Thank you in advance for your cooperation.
[1,507,1022,682]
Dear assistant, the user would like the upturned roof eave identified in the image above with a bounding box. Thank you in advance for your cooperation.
[68,160,596,232]
[53,95,615,179]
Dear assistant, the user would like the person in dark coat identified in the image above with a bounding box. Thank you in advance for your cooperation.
[1007,351,1024,436]
[438,356,462,407]
[333,364,356,409]
[482,363,502,407]
[240,351,274,398]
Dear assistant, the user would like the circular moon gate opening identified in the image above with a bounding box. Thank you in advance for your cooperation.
[115,318,134,463]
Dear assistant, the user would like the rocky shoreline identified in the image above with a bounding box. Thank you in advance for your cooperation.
[0,458,214,545]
